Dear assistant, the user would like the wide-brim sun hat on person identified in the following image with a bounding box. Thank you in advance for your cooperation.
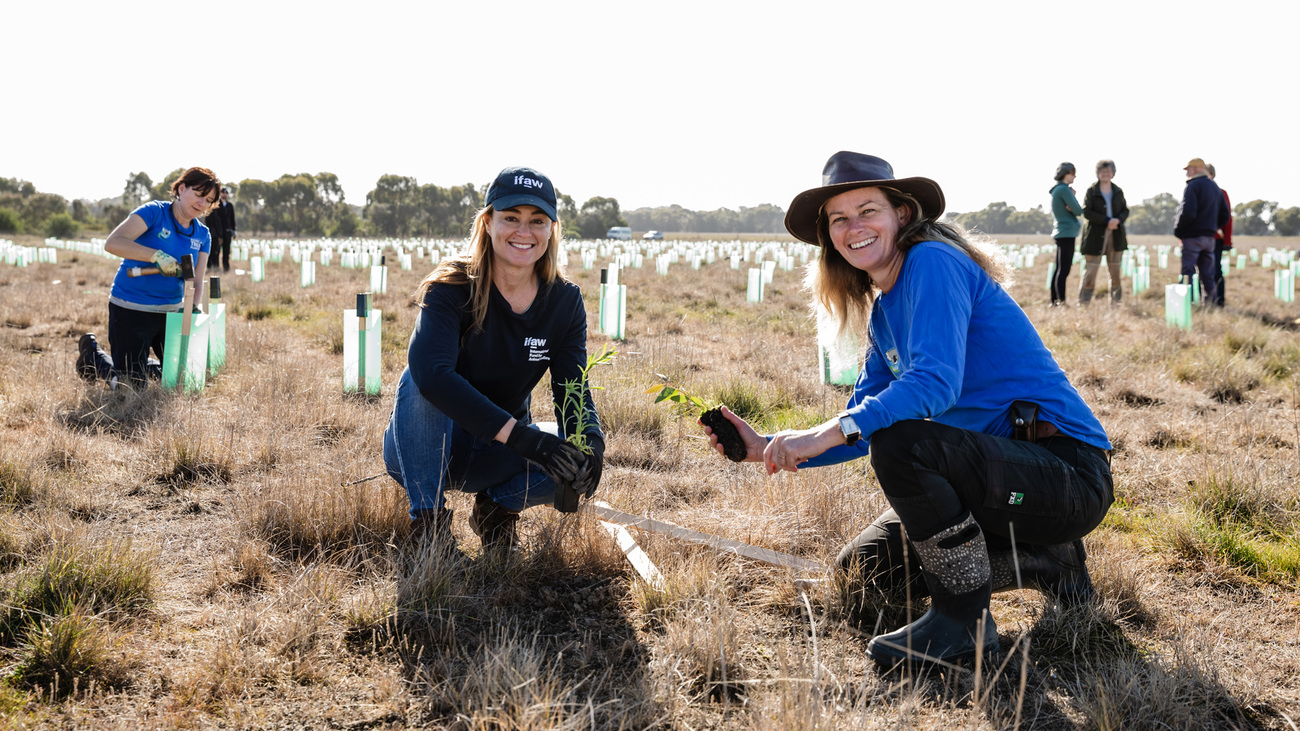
[784,152,945,246]
[485,166,559,222]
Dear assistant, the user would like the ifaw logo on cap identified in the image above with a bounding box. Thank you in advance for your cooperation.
[515,176,545,190]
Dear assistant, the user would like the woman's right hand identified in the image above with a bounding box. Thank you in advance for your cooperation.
[699,405,766,463]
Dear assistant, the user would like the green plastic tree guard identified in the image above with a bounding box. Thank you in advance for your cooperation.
[162,310,210,392]
[344,293,382,395]
[1165,283,1192,331]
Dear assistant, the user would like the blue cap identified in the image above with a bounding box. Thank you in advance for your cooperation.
[485,166,558,222]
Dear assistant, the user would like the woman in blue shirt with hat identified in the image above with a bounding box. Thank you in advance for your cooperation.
[703,152,1113,669]
[383,166,605,553]
[79,167,219,386]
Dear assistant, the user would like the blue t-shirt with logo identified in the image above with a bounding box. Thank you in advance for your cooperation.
[110,200,211,309]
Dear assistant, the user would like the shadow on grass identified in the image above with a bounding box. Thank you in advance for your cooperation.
[355,517,664,729]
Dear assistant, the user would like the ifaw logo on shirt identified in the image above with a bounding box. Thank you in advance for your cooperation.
[159,229,171,239]
[885,348,901,376]
[524,336,549,362]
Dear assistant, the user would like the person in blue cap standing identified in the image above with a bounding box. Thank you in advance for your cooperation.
[702,152,1113,669]
[383,166,605,552]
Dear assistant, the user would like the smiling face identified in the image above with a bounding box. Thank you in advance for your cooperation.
[174,184,218,224]
[1098,167,1114,184]
[488,204,554,275]
[824,186,910,289]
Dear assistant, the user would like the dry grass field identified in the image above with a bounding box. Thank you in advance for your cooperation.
[1,231,1298,730]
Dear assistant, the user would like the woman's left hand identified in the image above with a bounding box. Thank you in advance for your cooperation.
[763,421,844,475]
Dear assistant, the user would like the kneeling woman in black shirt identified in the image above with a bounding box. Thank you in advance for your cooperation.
[383,166,604,550]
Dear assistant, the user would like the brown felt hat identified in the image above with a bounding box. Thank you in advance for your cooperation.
[784,152,945,246]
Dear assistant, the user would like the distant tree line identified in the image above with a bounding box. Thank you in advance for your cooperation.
[5,172,1300,239]
[951,193,1300,237]
[623,203,787,234]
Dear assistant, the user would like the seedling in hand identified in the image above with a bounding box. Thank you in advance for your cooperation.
[646,375,747,462]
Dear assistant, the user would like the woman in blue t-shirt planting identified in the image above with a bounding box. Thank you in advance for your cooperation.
[702,152,1113,668]
[78,167,219,386]
[383,166,604,552]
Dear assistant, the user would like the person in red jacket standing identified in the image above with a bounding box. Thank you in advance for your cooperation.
[1207,163,1233,306]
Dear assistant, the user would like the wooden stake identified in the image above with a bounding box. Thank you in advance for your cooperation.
[585,500,826,576]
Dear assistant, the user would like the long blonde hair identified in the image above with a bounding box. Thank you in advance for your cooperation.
[414,205,565,332]
[808,186,1010,339]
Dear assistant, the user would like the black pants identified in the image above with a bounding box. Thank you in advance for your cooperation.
[838,420,1113,583]
[1210,239,1226,307]
[1051,237,1075,304]
[217,233,233,271]
[108,302,169,384]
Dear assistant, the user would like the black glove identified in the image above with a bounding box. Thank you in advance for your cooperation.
[573,435,604,498]
[505,425,584,484]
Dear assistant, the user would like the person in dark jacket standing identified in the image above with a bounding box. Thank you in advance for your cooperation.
[1207,163,1233,306]
[1078,160,1129,305]
[1048,163,1083,306]
[204,188,236,273]
[382,166,604,552]
[1174,158,1230,306]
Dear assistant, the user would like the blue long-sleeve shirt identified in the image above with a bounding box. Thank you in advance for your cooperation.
[802,241,1111,469]
[405,277,602,444]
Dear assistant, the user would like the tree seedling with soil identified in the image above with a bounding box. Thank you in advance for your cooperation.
[553,344,616,511]
[646,376,747,462]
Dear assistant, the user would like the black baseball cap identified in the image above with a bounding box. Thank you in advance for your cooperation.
[485,166,558,222]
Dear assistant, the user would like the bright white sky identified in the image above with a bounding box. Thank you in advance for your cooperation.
[7,0,1296,219]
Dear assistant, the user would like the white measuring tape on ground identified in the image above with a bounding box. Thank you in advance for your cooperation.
[585,500,828,588]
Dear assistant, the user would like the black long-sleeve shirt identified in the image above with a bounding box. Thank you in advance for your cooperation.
[406,277,602,443]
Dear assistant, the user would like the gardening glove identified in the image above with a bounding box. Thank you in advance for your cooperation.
[150,249,181,276]
[573,435,604,499]
[505,425,584,485]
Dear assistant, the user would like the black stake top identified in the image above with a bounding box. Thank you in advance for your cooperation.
[378,255,385,266]
[357,293,371,318]
[600,268,608,284]
[209,276,221,299]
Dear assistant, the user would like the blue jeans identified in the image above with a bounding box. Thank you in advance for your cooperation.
[1181,236,1218,306]
[383,369,558,518]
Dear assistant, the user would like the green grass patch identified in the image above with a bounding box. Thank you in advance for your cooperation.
[2,539,155,641]
[1192,518,1300,584]
[0,461,38,506]
[12,610,132,696]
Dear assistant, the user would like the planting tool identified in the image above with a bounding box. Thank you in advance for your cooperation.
[127,253,195,279]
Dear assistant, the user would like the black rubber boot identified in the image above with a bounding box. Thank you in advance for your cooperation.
[868,515,999,668]
[989,539,1093,606]
[407,508,455,551]
[468,492,519,550]
[76,333,115,382]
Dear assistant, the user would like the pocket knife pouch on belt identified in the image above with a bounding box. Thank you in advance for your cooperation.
[1010,400,1040,442]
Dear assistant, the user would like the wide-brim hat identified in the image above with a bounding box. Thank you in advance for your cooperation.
[784,152,945,246]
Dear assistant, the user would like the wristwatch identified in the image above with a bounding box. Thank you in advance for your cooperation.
[837,411,861,446]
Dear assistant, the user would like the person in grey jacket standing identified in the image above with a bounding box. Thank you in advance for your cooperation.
[1174,158,1230,306]
[1078,160,1129,305]
[1048,163,1082,306]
